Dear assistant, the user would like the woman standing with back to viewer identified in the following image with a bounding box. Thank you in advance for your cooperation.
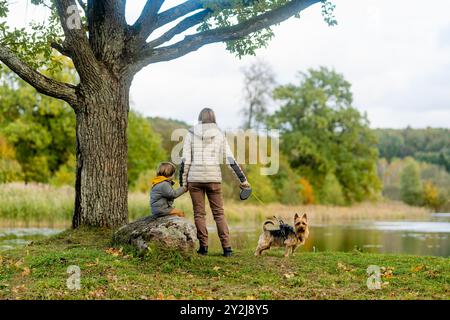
[180,108,251,257]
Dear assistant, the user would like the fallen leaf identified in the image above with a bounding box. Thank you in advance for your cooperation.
[213,266,221,271]
[412,265,424,273]
[193,288,204,294]
[12,285,25,294]
[106,273,118,283]
[14,259,23,269]
[21,267,31,277]
[156,292,164,300]
[86,258,99,267]
[337,262,355,272]
[283,273,295,279]
[381,266,395,279]
[89,288,106,298]
[105,247,123,257]
[426,269,439,278]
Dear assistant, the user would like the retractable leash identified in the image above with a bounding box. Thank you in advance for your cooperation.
[239,187,252,200]
[251,192,267,206]
[240,187,266,206]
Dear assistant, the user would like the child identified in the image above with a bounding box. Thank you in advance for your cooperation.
[150,162,187,218]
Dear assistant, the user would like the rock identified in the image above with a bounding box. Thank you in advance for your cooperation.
[112,215,197,253]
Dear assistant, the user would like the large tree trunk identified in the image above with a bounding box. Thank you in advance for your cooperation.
[72,75,131,228]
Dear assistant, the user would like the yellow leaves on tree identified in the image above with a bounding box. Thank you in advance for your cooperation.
[0,136,16,159]
[422,181,445,211]
[299,178,315,205]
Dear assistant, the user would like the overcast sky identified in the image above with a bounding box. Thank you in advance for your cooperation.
[7,0,450,129]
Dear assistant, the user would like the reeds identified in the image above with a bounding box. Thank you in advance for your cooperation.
[0,183,430,227]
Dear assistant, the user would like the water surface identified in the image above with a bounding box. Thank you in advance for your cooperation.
[1,214,449,257]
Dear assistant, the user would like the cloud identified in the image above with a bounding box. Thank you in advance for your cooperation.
[130,0,450,128]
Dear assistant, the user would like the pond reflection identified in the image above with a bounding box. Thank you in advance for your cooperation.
[0,228,62,250]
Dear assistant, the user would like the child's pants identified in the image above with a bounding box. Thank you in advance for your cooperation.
[170,208,185,217]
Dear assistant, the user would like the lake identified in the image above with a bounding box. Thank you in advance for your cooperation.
[1,214,449,257]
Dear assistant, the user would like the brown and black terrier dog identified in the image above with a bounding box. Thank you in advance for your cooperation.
[254,213,309,257]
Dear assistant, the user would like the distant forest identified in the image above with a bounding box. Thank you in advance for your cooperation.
[150,117,449,173]
[149,117,450,211]
[374,128,449,172]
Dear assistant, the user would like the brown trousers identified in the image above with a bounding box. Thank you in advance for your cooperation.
[188,182,230,248]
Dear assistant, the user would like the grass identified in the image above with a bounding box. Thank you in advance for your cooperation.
[0,183,74,227]
[0,183,431,228]
[0,228,448,300]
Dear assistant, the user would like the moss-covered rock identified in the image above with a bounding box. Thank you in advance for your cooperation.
[113,215,197,253]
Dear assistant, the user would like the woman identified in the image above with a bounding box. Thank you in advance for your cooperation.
[180,108,250,257]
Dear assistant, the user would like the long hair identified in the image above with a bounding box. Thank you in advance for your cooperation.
[198,108,216,124]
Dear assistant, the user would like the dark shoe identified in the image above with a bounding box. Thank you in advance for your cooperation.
[222,247,233,257]
[197,246,208,255]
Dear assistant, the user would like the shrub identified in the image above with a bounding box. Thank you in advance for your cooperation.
[245,165,278,204]
[49,154,76,187]
[400,158,423,206]
[319,173,346,205]
[269,156,303,205]
[299,177,315,204]
[422,181,446,212]
[0,158,23,183]
[0,135,23,183]
[132,169,157,193]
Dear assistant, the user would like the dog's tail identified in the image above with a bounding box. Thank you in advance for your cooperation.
[263,220,276,231]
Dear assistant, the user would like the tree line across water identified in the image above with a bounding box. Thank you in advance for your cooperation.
[0,65,448,211]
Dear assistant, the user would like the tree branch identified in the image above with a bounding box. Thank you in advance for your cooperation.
[154,0,252,29]
[134,0,254,44]
[51,41,73,59]
[0,45,78,105]
[133,0,165,41]
[54,0,100,79]
[146,9,212,49]
[134,0,320,70]
[155,0,203,30]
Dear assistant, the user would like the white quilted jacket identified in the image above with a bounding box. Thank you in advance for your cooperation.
[181,123,246,185]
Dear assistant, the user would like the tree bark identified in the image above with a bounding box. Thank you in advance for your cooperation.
[72,75,131,228]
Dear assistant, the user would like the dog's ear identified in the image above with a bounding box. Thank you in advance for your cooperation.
[294,213,299,219]
[302,213,308,220]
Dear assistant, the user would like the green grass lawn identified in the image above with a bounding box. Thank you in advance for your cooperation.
[0,228,448,300]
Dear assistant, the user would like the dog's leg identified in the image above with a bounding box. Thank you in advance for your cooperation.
[255,245,270,256]
[284,246,291,257]
[259,246,270,255]
[291,245,298,256]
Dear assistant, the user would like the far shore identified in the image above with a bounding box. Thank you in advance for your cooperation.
[0,189,431,228]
